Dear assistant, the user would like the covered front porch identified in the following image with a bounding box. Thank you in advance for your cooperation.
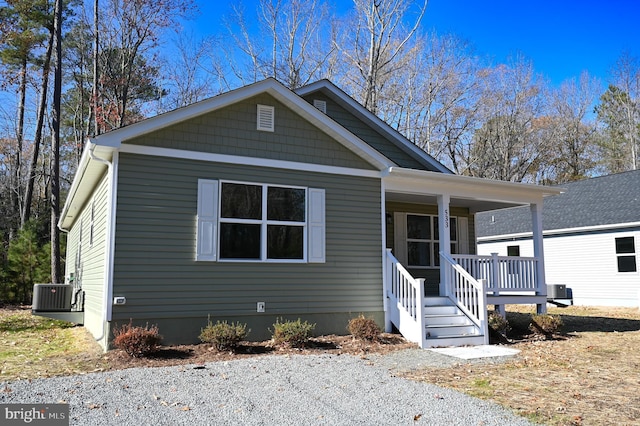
[381,167,562,348]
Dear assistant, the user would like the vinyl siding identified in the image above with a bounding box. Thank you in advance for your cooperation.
[301,92,429,170]
[63,172,110,339]
[128,93,375,171]
[478,229,640,307]
[110,153,383,342]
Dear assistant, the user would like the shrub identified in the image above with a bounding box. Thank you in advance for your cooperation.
[112,321,162,357]
[530,313,563,337]
[488,311,511,335]
[271,318,315,348]
[347,315,381,341]
[199,318,249,351]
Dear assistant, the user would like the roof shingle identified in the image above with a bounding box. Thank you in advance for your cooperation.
[476,170,640,237]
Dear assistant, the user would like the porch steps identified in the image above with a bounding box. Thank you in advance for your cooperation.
[423,297,485,348]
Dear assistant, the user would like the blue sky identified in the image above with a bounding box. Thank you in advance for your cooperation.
[191,0,640,87]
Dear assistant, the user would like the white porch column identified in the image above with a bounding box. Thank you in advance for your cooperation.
[437,194,451,296]
[531,202,547,314]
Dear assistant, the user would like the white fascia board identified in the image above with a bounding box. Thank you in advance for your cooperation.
[90,78,392,171]
[59,141,92,229]
[478,221,640,242]
[59,142,116,230]
[296,80,451,174]
[383,167,564,205]
[59,142,99,230]
[88,80,284,148]
[119,144,381,179]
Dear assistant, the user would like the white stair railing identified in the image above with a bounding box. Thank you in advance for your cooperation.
[441,252,488,344]
[385,250,426,348]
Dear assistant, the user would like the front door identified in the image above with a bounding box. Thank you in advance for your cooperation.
[393,212,468,295]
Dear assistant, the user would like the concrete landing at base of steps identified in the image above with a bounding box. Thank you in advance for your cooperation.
[430,345,520,360]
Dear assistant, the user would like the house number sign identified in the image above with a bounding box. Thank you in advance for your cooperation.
[444,209,449,228]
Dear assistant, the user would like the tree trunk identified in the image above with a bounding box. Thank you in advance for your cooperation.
[12,57,27,235]
[92,0,99,136]
[22,26,55,227]
[50,0,63,284]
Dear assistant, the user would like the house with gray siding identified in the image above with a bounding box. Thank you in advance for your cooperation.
[476,171,640,307]
[34,78,560,350]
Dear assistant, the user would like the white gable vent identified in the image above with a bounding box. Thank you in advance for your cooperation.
[313,99,327,114]
[257,104,275,132]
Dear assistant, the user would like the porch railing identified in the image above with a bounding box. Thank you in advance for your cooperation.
[451,253,541,295]
[385,249,426,348]
[441,252,488,343]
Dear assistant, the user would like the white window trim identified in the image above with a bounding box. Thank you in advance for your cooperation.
[196,179,326,263]
[405,213,458,270]
[217,180,308,263]
[615,235,638,274]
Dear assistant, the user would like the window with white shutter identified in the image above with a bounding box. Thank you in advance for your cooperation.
[196,179,325,263]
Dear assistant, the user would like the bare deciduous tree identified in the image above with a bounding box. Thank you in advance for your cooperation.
[607,52,639,170]
[387,33,482,173]
[218,0,336,89]
[540,72,601,183]
[467,57,548,182]
[96,0,196,130]
[161,33,216,110]
[337,0,427,114]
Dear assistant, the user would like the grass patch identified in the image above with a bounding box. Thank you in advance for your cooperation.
[0,308,106,380]
[404,305,640,425]
[469,378,494,398]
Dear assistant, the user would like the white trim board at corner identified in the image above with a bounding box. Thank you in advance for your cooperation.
[430,345,520,360]
[119,144,382,178]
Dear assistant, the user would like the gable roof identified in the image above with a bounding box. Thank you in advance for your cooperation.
[86,78,394,170]
[295,80,452,174]
[60,78,410,230]
[476,170,640,238]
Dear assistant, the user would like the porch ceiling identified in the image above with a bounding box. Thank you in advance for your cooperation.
[385,192,522,213]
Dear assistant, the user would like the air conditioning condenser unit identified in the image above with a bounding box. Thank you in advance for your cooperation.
[32,284,72,312]
[547,284,567,299]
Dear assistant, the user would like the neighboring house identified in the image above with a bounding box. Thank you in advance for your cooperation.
[476,171,640,307]
[33,78,560,350]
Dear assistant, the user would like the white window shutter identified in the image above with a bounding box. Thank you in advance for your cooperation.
[393,212,407,264]
[196,179,218,261]
[457,217,469,254]
[308,188,326,263]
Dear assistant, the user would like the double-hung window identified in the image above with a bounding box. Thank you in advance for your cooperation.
[196,179,325,263]
[615,236,637,273]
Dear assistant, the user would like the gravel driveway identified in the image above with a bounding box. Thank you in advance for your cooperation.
[1,350,533,425]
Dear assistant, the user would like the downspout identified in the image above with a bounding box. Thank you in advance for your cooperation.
[88,145,117,347]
